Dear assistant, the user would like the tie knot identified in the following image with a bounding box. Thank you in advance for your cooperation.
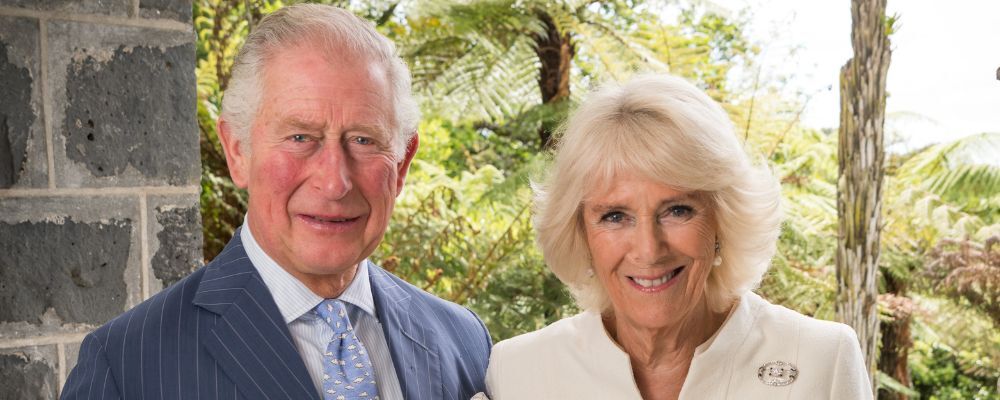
[314,299,351,334]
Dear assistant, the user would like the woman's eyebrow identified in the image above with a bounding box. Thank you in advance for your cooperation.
[587,193,700,210]
[585,203,626,213]
[658,193,701,207]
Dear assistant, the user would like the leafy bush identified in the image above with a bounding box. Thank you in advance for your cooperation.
[375,120,576,341]
[910,341,998,400]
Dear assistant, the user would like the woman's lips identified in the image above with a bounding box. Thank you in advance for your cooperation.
[627,266,685,292]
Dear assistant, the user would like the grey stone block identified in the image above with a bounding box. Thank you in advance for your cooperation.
[62,44,197,183]
[0,196,144,313]
[0,0,130,17]
[140,0,192,22]
[0,346,58,400]
[47,21,198,188]
[0,44,32,188]
[0,16,47,189]
[0,218,130,325]
[150,196,203,288]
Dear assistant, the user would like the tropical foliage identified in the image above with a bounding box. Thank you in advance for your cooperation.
[193,1,1000,398]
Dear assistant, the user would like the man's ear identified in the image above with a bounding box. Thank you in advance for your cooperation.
[395,133,419,195]
[217,117,250,188]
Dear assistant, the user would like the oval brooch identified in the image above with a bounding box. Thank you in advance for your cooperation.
[757,361,798,386]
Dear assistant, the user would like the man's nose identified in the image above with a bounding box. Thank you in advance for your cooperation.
[311,143,353,199]
[629,220,668,266]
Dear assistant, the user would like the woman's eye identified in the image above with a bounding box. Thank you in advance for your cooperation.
[664,205,695,220]
[600,211,625,224]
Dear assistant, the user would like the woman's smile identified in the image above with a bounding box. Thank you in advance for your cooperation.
[626,266,685,292]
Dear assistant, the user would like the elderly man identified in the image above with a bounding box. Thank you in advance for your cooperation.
[62,4,491,400]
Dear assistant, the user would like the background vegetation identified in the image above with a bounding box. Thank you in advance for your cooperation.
[193,0,999,398]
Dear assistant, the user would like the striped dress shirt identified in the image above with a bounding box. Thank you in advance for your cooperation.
[241,225,404,400]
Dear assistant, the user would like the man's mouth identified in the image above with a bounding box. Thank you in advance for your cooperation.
[303,215,358,223]
[298,214,363,230]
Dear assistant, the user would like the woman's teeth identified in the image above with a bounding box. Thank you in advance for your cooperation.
[632,268,681,288]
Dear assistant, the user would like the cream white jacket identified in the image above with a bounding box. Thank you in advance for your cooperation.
[485,292,873,399]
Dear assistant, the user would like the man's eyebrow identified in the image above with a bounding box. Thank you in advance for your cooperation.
[343,123,390,137]
[281,116,326,131]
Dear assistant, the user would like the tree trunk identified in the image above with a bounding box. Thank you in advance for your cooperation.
[877,278,912,400]
[533,10,574,149]
[837,0,891,394]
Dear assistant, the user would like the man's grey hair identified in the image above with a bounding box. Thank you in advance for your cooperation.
[220,4,420,158]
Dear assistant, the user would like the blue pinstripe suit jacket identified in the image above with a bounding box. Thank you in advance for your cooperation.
[62,230,492,399]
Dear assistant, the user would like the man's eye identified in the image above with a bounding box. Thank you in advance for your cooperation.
[290,134,309,143]
[352,136,374,145]
[600,211,625,224]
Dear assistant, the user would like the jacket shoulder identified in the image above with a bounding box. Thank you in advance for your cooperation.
[369,263,493,397]
[371,263,486,330]
[493,312,587,355]
[85,266,208,349]
[749,293,858,345]
[487,313,642,399]
[489,312,598,378]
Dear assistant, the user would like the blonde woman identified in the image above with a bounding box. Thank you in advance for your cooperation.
[484,74,872,399]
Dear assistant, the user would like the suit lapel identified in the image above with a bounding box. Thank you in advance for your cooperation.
[369,261,443,399]
[192,232,319,400]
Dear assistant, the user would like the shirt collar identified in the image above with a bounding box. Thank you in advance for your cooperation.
[693,291,757,358]
[339,258,376,317]
[240,221,377,324]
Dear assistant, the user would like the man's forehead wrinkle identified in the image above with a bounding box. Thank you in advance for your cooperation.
[275,110,391,139]
[273,94,386,118]
[281,115,326,131]
[257,47,397,141]
[346,122,391,138]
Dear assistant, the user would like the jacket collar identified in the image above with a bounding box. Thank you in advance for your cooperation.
[192,230,319,400]
[369,262,443,399]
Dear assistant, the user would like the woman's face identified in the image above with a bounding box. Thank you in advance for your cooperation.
[581,175,718,331]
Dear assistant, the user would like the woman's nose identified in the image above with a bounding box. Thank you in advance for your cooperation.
[628,220,668,266]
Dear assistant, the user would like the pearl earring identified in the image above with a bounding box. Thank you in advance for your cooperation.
[713,241,723,266]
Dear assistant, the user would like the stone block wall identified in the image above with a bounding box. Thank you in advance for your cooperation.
[0,1,200,397]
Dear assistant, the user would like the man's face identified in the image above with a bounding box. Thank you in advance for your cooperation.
[220,44,417,290]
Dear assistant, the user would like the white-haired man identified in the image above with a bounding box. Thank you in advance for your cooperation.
[62,5,491,399]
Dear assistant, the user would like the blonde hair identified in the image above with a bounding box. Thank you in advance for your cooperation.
[533,74,783,313]
[220,4,419,158]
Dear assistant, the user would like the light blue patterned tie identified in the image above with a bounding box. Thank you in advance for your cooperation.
[314,299,379,400]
